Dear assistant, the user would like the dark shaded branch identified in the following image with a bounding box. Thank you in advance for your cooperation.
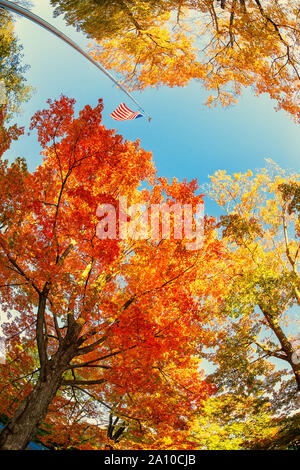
[2,250,41,295]
[254,340,288,361]
[66,363,112,370]
[76,334,108,356]
[36,283,50,380]
[62,378,106,386]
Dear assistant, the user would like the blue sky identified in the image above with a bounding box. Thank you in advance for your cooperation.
[6,0,299,220]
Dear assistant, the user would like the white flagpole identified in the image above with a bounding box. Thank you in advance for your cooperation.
[0,0,151,121]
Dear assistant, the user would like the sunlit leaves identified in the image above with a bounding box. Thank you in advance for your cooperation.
[51,0,300,121]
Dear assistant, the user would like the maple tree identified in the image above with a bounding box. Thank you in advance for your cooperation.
[0,95,223,450]
[0,1,298,448]
[0,107,24,158]
[51,0,300,121]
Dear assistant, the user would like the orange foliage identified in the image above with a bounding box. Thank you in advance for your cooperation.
[0,96,223,449]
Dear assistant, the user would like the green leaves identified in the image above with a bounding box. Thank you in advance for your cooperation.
[219,214,264,245]
[279,182,300,218]
[0,10,31,116]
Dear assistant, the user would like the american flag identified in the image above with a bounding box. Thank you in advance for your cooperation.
[110,103,143,121]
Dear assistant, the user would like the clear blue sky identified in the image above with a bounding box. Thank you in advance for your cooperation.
[7,0,300,219]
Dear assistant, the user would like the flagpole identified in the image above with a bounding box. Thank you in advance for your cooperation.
[0,0,151,121]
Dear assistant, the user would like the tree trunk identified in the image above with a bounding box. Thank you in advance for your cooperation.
[0,353,70,450]
[0,308,87,450]
[260,304,300,391]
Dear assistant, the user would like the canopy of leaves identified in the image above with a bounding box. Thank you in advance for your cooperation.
[200,165,300,417]
[51,0,300,121]
[191,393,276,450]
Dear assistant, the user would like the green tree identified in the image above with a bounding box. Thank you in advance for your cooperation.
[191,393,276,450]
[202,165,300,415]
[0,7,31,116]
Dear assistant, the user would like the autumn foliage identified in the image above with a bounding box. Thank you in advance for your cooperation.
[0,96,225,450]
[0,0,299,451]
[52,0,300,121]
[0,95,299,450]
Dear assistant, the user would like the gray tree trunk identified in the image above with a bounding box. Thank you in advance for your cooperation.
[0,349,73,450]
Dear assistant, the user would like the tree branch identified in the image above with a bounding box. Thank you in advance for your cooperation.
[36,283,50,380]
[75,334,108,356]
[62,378,106,387]
[254,340,288,361]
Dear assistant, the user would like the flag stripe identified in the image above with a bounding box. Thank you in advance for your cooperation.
[110,103,143,121]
